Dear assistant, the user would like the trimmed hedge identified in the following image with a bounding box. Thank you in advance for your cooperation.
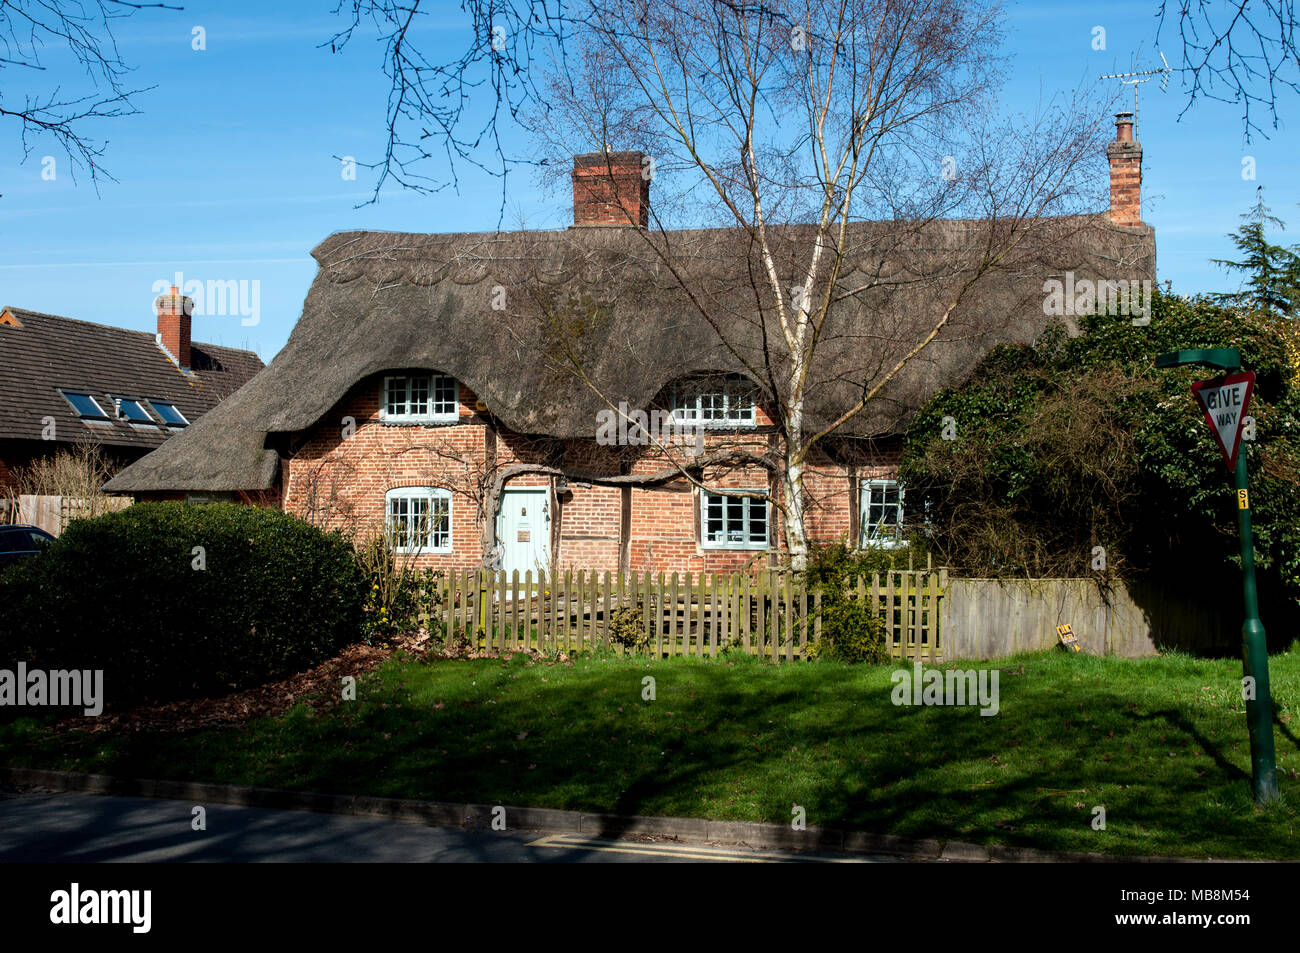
[0,502,367,708]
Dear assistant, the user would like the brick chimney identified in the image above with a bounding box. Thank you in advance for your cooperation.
[572,151,650,227]
[1106,112,1142,227]
[155,284,193,369]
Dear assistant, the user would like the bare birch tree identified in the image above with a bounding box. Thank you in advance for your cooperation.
[516,0,1114,569]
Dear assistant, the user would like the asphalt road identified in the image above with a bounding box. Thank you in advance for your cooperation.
[0,791,895,863]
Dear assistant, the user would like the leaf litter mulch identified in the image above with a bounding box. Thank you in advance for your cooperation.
[47,633,573,736]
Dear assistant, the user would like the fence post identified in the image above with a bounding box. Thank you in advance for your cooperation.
[813,587,822,650]
[742,573,752,652]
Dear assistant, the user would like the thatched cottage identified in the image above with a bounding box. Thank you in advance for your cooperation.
[105,116,1156,576]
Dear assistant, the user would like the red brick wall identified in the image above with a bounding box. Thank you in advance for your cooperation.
[281,372,904,572]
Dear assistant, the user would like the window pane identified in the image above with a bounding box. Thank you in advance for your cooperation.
[411,497,431,548]
[387,496,407,548]
[673,392,700,421]
[431,376,456,416]
[65,393,106,418]
[726,496,745,523]
[431,498,450,549]
[703,492,766,547]
[151,401,187,426]
[863,481,903,542]
[408,377,429,415]
[114,398,152,423]
[705,493,723,540]
[387,491,452,551]
[386,378,406,416]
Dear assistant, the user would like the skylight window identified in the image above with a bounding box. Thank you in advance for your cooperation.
[149,400,188,427]
[111,396,153,424]
[61,391,108,420]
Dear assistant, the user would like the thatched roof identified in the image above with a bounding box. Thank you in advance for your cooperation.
[105,215,1154,493]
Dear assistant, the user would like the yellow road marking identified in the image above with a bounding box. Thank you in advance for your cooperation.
[525,832,863,862]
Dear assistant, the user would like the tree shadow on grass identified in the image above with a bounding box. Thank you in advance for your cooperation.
[19,655,1298,858]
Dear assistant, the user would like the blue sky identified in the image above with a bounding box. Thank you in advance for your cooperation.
[1,0,1296,362]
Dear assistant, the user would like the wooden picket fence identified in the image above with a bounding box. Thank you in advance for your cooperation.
[435,568,947,661]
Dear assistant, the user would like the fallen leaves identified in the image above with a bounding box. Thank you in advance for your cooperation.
[50,633,430,735]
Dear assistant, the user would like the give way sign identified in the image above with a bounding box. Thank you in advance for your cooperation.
[1191,370,1255,470]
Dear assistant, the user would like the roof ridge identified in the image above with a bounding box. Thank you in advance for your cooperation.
[1,306,261,359]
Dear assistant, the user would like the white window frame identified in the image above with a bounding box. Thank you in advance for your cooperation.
[860,478,905,549]
[700,489,769,550]
[380,374,458,425]
[670,376,756,429]
[385,487,453,554]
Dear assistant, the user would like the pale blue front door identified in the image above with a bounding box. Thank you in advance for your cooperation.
[497,489,550,576]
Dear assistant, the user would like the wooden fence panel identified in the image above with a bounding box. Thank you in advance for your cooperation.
[455,567,946,661]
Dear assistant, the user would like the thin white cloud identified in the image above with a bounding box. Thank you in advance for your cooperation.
[0,258,308,270]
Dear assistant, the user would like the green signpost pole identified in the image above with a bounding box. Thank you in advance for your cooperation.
[1155,347,1279,804]
[1234,444,1279,803]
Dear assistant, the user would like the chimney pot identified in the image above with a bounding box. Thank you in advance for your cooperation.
[1106,113,1142,227]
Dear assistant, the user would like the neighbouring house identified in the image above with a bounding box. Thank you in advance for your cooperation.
[0,292,265,519]
[105,116,1155,576]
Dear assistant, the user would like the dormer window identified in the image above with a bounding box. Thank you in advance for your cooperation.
[60,390,109,422]
[670,375,756,428]
[381,374,458,424]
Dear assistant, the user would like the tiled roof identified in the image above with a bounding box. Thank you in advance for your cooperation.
[0,307,264,450]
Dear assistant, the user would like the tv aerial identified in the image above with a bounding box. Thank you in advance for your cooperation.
[1101,51,1173,138]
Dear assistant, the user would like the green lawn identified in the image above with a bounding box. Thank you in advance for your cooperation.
[3,648,1299,858]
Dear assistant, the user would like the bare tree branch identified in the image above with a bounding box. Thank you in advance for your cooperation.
[0,0,178,187]
[1157,0,1300,140]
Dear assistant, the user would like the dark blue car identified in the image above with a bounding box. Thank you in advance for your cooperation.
[0,524,55,568]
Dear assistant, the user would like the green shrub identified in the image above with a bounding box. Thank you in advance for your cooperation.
[354,530,445,644]
[805,542,928,592]
[608,604,649,653]
[804,543,893,663]
[0,502,367,708]
[807,598,888,663]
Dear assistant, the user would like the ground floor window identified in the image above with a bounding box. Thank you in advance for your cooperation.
[701,490,768,549]
[860,479,904,547]
[385,487,452,553]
